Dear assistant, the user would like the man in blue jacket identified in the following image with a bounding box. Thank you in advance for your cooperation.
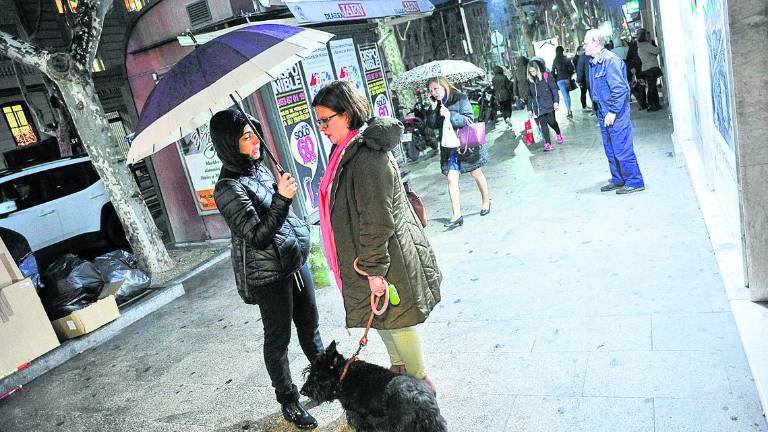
[584,29,645,194]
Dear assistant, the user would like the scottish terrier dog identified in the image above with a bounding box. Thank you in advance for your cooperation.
[300,341,447,432]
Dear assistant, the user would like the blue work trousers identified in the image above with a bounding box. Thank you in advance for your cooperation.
[597,109,644,188]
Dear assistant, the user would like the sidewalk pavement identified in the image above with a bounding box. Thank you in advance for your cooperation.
[1,105,766,432]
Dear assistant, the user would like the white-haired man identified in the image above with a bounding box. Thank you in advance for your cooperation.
[583,29,645,194]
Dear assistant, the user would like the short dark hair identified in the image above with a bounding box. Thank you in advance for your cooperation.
[311,80,370,129]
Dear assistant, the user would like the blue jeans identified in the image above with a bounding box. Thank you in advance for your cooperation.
[557,79,572,112]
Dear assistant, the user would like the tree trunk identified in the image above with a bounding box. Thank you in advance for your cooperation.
[57,80,173,273]
[56,78,173,274]
[44,78,76,157]
[1,2,174,275]
[512,2,537,57]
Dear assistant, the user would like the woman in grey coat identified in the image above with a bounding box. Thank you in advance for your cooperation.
[424,76,491,230]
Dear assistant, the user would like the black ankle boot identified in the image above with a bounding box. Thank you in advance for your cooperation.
[281,401,317,429]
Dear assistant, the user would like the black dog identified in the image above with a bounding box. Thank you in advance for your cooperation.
[300,341,447,432]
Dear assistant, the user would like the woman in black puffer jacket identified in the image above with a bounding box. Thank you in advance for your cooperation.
[211,109,323,430]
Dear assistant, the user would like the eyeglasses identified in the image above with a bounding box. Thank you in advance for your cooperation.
[315,113,339,128]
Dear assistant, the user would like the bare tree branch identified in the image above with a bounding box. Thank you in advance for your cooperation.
[0,29,48,72]
[69,0,114,69]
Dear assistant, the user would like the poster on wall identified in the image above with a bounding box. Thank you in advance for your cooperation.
[703,0,734,152]
[358,43,394,118]
[272,63,326,210]
[178,124,222,215]
[300,47,337,160]
[329,38,368,99]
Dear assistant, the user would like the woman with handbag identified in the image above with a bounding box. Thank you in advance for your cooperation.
[425,76,491,230]
[313,80,442,393]
[527,58,563,152]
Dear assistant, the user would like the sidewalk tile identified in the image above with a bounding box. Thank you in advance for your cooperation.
[583,351,729,398]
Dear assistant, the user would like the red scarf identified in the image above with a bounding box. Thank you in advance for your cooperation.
[318,129,359,292]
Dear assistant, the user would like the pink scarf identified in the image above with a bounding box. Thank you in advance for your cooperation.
[318,129,359,292]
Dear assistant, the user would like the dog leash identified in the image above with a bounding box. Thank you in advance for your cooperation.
[339,258,389,382]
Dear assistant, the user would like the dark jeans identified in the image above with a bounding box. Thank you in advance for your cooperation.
[579,79,592,109]
[257,263,324,404]
[536,111,561,144]
[639,67,662,108]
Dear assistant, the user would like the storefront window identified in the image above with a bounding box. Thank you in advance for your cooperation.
[2,103,39,147]
[54,0,78,13]
[124,0,145,12]
[92,57,105,73]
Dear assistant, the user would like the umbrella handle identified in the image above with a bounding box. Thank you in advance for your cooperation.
[229,94,286,175]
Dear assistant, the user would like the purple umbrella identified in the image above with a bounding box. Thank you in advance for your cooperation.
[127,23,334,166]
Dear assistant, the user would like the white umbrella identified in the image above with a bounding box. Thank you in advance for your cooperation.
[390,60,485,91]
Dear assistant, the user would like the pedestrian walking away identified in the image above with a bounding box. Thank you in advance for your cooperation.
[491,65,515,128]
[424,76,492,229]
[526,58,563,151]
[313,80,443,393]
[210,109,324,430]
[513,55,529,109]
[635,28,664,111]
[575,45,593,112]
[552,46,575,119]
[583,29,646,194]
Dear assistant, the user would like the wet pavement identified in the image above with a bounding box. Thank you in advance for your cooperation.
[1,104,766,431]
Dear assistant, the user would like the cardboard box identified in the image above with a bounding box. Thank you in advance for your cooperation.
[0,278,60,379]
[0,238,24,289]
[50,295,120,340]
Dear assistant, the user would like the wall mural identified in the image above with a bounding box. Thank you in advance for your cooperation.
[704,0,735,152]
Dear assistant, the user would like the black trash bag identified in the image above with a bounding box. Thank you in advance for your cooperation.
[41,254,104,320]
[92,250,151,304]
[46,298,94,321]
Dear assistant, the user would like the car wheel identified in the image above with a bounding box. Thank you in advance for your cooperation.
[105,211,130,251]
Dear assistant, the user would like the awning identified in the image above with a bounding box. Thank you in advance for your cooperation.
[282,0,435,24]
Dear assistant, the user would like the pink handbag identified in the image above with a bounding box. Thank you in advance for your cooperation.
[456,122,487,154]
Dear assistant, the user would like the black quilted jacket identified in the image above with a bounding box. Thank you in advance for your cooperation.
[211,110,310,304]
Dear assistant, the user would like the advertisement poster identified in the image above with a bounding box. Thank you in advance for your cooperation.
[272,63,325,210]
[301,47,337,160]
[358,43,394,118]
[178,123,222,214]
[704,0,734,152]
[329,38,368,99]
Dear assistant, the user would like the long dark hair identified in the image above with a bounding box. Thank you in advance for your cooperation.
[554,46,565,62]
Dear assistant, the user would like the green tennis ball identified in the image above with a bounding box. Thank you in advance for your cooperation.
[388,283,400,306]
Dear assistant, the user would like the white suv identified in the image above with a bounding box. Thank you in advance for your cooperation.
[0,156,126,257]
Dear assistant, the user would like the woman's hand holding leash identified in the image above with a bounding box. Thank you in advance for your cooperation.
[353,258,389,316]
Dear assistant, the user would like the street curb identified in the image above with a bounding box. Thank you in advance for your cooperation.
[0,283,185,396]
[0,250,230,396]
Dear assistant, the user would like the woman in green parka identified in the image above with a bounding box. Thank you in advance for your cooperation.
[314,80,442,392]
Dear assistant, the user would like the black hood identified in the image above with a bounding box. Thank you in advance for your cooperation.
[210,109,264,175]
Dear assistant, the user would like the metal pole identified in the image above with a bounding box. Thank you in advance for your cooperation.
[439,11,451,58]
[458,0,474,54]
